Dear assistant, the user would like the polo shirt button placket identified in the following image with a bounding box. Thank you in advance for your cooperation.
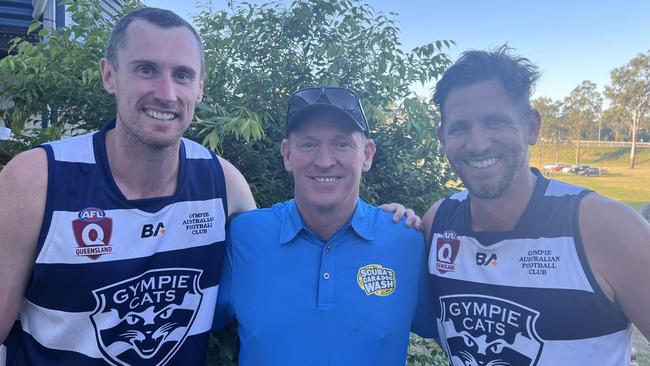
[317,241,335,309]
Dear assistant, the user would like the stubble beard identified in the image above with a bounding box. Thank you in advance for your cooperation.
[453,145,528,200]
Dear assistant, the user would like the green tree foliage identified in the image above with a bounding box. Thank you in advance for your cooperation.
[194,1,453,364]
[600,105,631,142]
[604,50,650,168]
[0,0,114,135]
[0,0,454,364]
[190,0,455,213]
[532,97,567,163]
[563,80,602,165]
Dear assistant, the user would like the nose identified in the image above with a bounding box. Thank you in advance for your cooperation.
[465,125,491,155]
[154,73,177,103]
[314,145,336,168]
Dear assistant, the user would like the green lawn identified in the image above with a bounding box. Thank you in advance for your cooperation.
[530,145,650,208]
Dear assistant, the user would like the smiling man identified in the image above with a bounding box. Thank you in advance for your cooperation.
[0,8,255,365]
[422,47,650,365]
[213,86,432,365]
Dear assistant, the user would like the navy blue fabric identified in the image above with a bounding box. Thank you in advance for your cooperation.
[429,169,629,360]
[25,244,224,312]
[5,119,228,365]
[7,329,209,366]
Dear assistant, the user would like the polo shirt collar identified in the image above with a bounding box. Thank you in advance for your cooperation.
[279,198,374,244]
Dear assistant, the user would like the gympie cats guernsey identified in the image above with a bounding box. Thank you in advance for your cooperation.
[428,171,632,366]
[2,120,228,366]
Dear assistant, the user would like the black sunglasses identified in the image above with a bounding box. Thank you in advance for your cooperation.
[286,87,369,136]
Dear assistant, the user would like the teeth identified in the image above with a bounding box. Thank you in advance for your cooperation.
[144,108,176,121]
[467,157,499,169]
[313,177,338,183]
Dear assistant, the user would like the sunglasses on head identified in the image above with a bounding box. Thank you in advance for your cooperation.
[286,86,369,136]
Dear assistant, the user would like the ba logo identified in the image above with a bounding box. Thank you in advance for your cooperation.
[476,252,498,267]
[438,295,543,366]
[72,207,113,259]
[436,230,461,274]
[141,223,165,238]
[90,268,203,366]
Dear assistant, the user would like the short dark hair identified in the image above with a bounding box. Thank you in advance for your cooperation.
[433,45,540,122]
[106,7,204,74]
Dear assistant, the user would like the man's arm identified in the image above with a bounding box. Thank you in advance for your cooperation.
[213,228,236,332]
[579,193,650,339]
[0,149,47,342]
[218,156,256,217]
[421,199,445,245]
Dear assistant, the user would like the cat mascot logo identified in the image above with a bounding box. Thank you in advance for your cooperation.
[438,294,543,366]
[90,269,204,365]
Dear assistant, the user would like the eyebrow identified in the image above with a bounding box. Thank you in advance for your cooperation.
[128,60,198,77]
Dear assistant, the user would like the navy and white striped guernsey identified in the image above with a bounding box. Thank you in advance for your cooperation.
[428,169,631,366]
[3,119,228,365]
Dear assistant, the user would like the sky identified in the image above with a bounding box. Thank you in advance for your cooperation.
[145,0,649,101]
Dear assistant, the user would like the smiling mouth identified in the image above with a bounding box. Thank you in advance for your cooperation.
[466,157,500,169]
[144,108,177,121]
[311,176,340,183]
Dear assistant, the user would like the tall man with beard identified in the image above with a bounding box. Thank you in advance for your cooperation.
[422,47,650,365]
[0,8,256,365]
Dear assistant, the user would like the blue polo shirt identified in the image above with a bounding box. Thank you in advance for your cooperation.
[214,199,434,366]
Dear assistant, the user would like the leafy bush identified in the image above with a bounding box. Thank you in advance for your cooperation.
[0,0,455,364]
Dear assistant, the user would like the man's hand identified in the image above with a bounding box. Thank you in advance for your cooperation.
[631,346,638,366]
[379,203,421,230]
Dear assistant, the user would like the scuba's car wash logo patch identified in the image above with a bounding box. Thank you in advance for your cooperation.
[436,230,461,274]
[72,207,113,259]
[90,269,204,366]
[357,264,396,296]
[438,294,543,366]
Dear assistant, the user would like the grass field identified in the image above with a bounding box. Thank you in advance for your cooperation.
[530,144,650,364]
[530,144,650,209]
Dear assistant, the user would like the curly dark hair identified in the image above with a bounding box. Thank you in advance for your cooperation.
[433,45,540,123]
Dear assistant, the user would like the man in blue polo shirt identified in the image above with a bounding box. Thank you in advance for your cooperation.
[214,86,433,365]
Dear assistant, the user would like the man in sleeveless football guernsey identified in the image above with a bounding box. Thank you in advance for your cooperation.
[421,47,650,365]
[213,87,435,366]
[0,8,257,365]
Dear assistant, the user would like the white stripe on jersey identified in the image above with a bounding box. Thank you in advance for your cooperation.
[428,235,594,293]
[182,138,214,160]
[0,344,6,366]
[20,285,219,359]
[449,190,468,201]
[536,327,632,365]
[544,180,585,197]
[48,133,97,164]
[36,198,226,265]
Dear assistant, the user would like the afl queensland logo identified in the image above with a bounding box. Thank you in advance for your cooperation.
[436,230,461,274]
[72,207,113,259]
[438,295,543,366]
[90,269,204,366]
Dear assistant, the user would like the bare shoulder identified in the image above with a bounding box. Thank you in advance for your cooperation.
[578,192,650,337]
[216,156,256,217]
[0,148,48,199]
[578,192,649,247]
[0,148,48,341]
[422,198,446,244]
[0,147,48,241]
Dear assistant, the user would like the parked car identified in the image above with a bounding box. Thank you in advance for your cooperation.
[570,165,591,174]
[543,163,568,172]
[581,167,609,177]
